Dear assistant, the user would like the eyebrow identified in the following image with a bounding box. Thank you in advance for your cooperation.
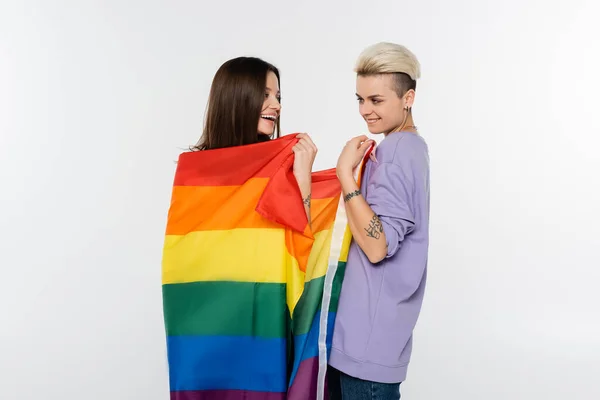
[266,86,281,95]
[356,93,382,99]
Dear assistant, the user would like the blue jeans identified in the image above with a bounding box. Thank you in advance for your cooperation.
[327,367,401,400]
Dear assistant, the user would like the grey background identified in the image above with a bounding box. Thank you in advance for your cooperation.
[1,0,599,399]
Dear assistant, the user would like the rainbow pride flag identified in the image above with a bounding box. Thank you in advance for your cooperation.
[162,135,366,400]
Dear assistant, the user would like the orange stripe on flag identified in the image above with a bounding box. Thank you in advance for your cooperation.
[166,179,274,235]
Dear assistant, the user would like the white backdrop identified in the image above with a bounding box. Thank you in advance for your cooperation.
[1,0,599,399]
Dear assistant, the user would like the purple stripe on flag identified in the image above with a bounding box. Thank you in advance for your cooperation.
[288,356,319,400]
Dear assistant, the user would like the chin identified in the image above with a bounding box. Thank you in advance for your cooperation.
[258,121,276,137]
[367,126,385,135]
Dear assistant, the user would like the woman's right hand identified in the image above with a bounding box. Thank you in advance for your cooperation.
[292,133,318,188]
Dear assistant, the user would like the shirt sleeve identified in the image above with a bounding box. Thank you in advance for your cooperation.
[366,160,416,259]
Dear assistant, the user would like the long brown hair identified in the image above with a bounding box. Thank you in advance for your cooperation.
[192,57,281,151]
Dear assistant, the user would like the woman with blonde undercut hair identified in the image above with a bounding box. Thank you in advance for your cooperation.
[328,42,430,400]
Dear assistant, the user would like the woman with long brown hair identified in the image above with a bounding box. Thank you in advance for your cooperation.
[163,56,320,399]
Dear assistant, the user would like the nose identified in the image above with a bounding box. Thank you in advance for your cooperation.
[359,102,372,117]
[267,95,281,112]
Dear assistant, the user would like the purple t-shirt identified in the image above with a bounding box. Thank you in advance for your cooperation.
[329,131,430,384]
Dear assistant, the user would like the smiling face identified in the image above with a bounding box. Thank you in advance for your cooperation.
[257,71,281,137]
[356,74,412,135]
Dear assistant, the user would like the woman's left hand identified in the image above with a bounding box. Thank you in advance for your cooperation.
[336,135,374,181]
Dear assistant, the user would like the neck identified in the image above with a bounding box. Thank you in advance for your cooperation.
[385,115,417,136]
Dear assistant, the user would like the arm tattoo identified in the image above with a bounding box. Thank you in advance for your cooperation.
[303,193,311,207]
[344,190,361,202]
[364,214,384,239]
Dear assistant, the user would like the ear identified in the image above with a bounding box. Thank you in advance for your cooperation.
[403,89,416,109]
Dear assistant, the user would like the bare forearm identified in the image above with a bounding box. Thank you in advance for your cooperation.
[297,178,312,229]
[340,176,387,263]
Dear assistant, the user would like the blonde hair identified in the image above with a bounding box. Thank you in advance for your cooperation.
[355,42,421,79]
[355,42,421,98]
